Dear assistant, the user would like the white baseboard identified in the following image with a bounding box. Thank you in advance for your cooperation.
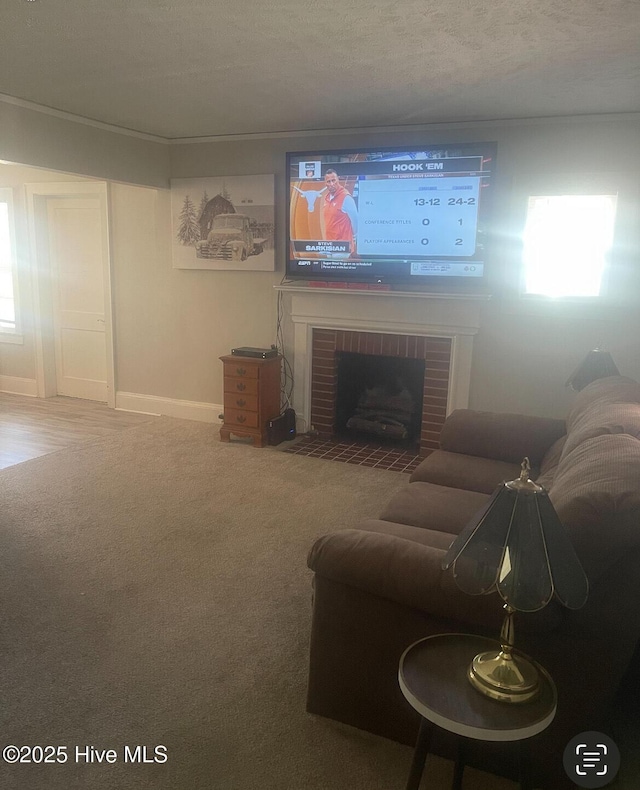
[115,391,223,423]
[0,376,38,396]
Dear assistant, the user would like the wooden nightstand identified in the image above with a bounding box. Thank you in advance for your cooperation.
[219,354,282,447]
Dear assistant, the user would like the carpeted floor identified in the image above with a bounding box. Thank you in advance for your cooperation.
[0,417,521,790]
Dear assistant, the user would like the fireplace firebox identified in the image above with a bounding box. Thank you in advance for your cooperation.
[335,352,425,449]
[310,329,452,457]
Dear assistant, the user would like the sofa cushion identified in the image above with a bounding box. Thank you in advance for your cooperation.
[561,401,640,459]
[379,481,490,534]
[535,435,568,490]
[567,376,640,432]
[549,433,640,584]
[410,450,526,494]
[439,409,566,466]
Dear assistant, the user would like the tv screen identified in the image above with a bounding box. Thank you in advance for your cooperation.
[286,142,497,288]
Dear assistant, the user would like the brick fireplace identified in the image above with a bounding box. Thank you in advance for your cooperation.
[311,329,451,455]
[280,284,486,452]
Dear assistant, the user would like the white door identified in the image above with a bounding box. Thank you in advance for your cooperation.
[47,198,108,401]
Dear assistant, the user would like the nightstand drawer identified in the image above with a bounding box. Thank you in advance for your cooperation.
[224,408,259,428]
[226,393,258,411]
[224,377,259,396]
[224,362,259,379]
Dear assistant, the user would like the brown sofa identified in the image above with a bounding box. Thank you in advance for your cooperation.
[306,375,640,787]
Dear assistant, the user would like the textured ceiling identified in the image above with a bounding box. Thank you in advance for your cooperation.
[0,0,638,139]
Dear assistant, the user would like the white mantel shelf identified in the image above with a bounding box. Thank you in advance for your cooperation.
[277,283,488,434]
[274,283,492,301]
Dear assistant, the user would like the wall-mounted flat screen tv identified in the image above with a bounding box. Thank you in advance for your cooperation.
[286,142,497,288]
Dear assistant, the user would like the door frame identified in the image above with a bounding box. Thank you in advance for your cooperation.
[26,181,116,407]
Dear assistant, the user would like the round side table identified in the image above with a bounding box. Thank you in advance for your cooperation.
[398,633,557,790]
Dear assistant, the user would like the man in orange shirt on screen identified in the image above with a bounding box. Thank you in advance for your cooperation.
[322,169,358,255]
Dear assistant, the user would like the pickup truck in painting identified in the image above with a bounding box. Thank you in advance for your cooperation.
[195,214,266,261]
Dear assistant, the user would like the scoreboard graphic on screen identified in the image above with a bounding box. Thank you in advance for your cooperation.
[357,174,480,258]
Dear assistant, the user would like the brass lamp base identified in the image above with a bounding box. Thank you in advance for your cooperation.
[468,649,540,703]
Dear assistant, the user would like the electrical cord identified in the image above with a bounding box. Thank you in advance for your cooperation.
[276,274,296,418]
[274,275,311,434]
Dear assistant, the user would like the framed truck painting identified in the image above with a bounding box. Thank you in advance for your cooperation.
[171,175,275,270]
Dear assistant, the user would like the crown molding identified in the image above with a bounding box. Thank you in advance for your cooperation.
[1,92,637,146]
[0,93,168,144]
[168,112,640,145]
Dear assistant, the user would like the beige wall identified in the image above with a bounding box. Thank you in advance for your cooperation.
[0,101,169,188]
[110,183,279,402]
[1,103,639,419]
[171,116,640,418]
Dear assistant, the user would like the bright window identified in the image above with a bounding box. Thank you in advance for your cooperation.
[0,188,18,332]
[522,194,617,298]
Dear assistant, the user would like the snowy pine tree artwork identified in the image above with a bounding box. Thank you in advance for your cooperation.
[177,195,201,246]
[171,175,274,270]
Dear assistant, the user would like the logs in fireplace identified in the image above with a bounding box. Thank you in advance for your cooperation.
[336,352,425,447]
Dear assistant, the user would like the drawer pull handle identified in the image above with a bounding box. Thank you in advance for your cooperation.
[236,367,246,376]
[237,415,246,423]
[236,383,246,391]
[236,398,246,407]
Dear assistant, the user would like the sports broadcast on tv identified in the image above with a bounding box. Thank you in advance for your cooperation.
[286,142,497,285]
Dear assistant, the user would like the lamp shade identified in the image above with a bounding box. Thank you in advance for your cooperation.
[442,460,588,613]
[566,349,620,392]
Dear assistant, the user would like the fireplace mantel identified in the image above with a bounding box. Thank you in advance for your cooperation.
[275,284,488,434]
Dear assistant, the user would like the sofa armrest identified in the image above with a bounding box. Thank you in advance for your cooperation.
[308,528,562,633]
[439,409,566,466]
